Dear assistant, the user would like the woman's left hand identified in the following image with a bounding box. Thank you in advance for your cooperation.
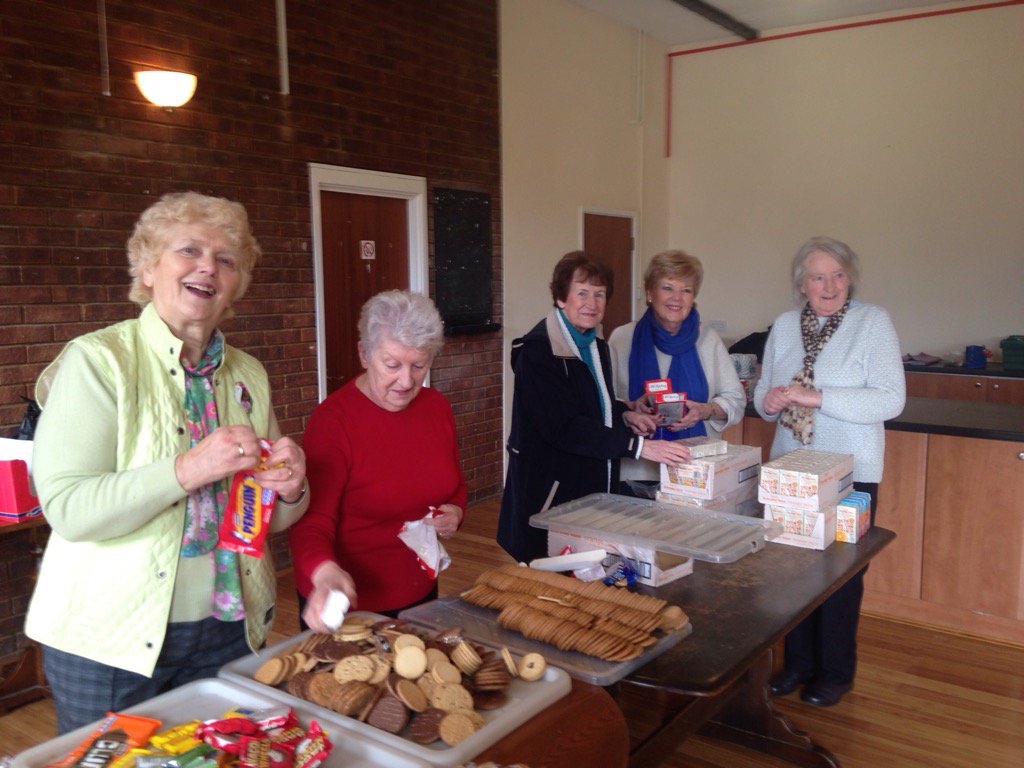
[426,504,463,539]
[254,436,307,503]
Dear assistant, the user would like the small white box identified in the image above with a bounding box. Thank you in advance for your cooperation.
[547,528,693,587]
[765,504,837,550]
[660,444,761,501]
[758,449,854,511]
[677,436,728,458]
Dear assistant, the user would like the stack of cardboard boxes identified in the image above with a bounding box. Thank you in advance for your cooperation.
[758,449,871,549]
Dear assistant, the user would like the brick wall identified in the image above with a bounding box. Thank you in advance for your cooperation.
[0,0,502,657]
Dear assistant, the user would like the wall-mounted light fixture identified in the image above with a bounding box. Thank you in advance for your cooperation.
[134,70,197,108]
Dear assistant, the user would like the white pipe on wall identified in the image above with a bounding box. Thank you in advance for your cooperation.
[276,0,290,95]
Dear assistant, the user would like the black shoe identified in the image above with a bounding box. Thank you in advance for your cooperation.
[768,668,814,696]
[800,680,852,707]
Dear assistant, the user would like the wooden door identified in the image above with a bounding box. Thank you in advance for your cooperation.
[583,213,633,339]
[920,435,1024,620]
[320,190,409,394]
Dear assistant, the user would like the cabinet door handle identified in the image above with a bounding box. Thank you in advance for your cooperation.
[975,382,983,388]
[1019,452,1024,461]
[992,383,1000,390]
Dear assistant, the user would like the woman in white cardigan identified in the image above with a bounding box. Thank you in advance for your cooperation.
[754,236,905,708]
[609,250,746,494]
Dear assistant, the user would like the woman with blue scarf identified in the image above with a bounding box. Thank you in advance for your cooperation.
[498,252,694,563]
[608,250,745,496]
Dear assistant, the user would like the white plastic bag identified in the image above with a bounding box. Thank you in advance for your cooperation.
[397,509,451,579]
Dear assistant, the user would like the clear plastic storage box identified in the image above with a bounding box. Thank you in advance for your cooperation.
[529,492,781,564]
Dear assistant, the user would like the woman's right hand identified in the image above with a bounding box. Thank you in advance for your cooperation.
[640,439,693,466]
[174,424,261,492]
[303,561,358,634]
[762,385,792,416]
[628,395,655,415]
[623,409,659,436]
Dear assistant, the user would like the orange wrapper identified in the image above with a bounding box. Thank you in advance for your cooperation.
[44,712,162,768]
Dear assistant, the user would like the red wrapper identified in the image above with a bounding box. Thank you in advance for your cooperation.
[292,722,332,768]
[218,439,277,557]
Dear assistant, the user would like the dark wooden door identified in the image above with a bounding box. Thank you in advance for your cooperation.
[583,212,633,339]
[321,190,409,394]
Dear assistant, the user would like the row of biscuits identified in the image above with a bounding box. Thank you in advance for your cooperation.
[460,566,688,662]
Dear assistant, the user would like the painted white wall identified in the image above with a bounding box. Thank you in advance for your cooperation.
[500,0,669,440]
[667,4,1024,357]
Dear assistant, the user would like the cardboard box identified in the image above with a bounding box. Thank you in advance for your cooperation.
[765,503,836,550]
[758,449,854,511]
[660,443,761,501]
[547,528,694,587]
[835,490,872,543]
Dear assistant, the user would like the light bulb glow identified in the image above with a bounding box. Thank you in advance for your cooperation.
[134,70,197,107]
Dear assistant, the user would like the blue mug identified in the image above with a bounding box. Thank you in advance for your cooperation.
[964,345,987,369]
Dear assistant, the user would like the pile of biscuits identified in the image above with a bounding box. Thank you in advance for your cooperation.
[252,614,548,748]
[460,564,688,662]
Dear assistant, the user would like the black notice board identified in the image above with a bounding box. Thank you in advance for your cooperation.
[433,188,499,335]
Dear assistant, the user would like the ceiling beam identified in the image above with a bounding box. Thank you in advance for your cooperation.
[669,0,759,40]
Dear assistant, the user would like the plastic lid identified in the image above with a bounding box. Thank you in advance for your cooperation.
[529,492,780,564]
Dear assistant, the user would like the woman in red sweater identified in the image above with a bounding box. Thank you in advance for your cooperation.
[289,290,466,628]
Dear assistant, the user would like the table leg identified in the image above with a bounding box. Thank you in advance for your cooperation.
[699,647,841,768]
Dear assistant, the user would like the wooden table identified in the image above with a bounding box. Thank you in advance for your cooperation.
[476,677,629,766]
[613,527,895,767]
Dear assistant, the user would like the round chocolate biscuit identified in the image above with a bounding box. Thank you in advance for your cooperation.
[367,692,410,734]
[408,707,445,744]
[471,689,509,710]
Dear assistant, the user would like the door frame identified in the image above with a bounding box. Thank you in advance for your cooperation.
[578,207,639,319]
[309,163,429,401]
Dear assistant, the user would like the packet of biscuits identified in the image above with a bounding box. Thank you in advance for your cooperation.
[218,439,277,557]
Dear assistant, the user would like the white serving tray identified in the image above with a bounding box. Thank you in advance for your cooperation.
[400,595,691,686]
[219,619,572,767]
[10,677,430,768]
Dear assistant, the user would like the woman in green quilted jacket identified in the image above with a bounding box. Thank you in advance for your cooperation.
[26,192,310,734]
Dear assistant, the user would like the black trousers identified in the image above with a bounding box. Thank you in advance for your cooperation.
[783,482,878,686]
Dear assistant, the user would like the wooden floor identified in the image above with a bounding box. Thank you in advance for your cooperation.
[4,498,1024,767]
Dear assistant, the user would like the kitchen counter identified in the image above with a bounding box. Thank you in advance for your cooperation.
[885,396,1024,442]
[903,361,1024,378]
[744,396,1024,443]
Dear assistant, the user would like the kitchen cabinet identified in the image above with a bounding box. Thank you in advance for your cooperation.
[905,371,1024,404]
[863,427,1024,644]
[920,435,1024,621]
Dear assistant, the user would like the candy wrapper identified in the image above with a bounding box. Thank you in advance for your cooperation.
[397,507,451,579]
[218,439,277,557]
[43,712,162,768]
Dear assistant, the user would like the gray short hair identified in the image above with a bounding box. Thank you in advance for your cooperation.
[127,191,260,310]
[358,290,444,360]
[791,236,861,305]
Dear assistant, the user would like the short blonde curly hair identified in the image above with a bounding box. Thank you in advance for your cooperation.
[126,191,261,309]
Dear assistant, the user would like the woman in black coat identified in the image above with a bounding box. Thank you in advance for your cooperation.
[497,252,694,563]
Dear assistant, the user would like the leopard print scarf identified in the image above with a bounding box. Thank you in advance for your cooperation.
[778,299,850,445]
